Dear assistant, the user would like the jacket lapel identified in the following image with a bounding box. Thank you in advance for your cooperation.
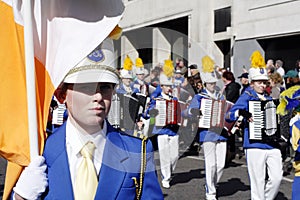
[95,124,129,199]
[44,123,74,199]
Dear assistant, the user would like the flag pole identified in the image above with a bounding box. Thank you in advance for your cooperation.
[23,0,39,159]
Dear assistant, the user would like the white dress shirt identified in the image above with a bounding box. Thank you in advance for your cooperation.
[65,119,107,186]
[161,92,171,100]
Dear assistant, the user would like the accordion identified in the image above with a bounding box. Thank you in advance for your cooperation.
[198,99,234,131]
[155,99,180,126]
[52,102,66,125]
[248,100,279,141]
[172,86,191,102]
[107,93,141,131]
[133,93,148,113]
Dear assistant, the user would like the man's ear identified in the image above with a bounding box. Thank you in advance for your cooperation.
[57,91,67,103]
[54,83,68,104]
[112,86,116,95]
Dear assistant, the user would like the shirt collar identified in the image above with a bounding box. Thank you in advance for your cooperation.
[161,92,171,100]
[257,93,266,101]
[205,89,217,100]
[66,119,107,156]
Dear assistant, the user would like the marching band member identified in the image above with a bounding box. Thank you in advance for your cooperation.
[226,51,282,200]
[114,55,143,136]
[277,85,300,200]
[144,58,179,189]
[183,58,227,200]
[13,37,163,200]
[133,57,148,95]
[116,55,138,95]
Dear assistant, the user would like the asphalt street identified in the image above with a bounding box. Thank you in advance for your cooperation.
[157,151,293,200]
[0,148,294,200]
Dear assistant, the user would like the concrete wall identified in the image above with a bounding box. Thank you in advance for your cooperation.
[120,0,300,75]
[233,0,300,40]
[233,39,264,80]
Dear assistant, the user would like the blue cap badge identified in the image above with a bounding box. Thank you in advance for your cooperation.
[87,45,105,62]
[259,68,265,74]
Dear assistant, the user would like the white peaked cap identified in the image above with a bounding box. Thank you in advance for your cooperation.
[201,72,218,83]
[135,67,145,75]
[64,38,120,84]
[248,67,268,82]
[159,73,173,86]
[120,69,133,79]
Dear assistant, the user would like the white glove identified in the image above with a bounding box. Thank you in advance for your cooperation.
[13,156,48,200]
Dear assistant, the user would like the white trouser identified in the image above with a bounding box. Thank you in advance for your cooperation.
[203,141,227,198]
[157,134,179,182]
[246,148,283,200]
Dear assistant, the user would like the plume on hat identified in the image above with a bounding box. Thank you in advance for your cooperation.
[135,57,144,68]
[108,25,123,40]
[123,55,133,71]
[250,51,266,69]
[277,85,300,115]
[201,56,215,73]
[163,57,174,78]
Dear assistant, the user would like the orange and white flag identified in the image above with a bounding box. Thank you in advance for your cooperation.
[0,0,123,198]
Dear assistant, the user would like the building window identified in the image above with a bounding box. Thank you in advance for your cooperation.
[214,7,231,33]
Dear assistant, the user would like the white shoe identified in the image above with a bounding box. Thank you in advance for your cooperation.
[206,194,217,200]
[162,180,170,189]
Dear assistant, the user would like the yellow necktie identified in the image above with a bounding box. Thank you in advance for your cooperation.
[74,141,98,200]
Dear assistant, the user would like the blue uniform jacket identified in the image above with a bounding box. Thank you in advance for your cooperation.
[292,120,300,161]
[144,87,178,136]
[116,83,139,94]
[225,88,275,149]
[182,89,227,142]
[42,121,163,200]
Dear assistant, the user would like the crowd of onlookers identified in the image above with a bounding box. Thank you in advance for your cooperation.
[46,54,300,200]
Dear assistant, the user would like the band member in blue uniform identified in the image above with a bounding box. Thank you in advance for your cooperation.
[226,51,282,200]
[277,85,300,200]
[133,57,148,95]
[13,38,163,200]
[183,69,227,200]
[144,60,179,189]
[116,55,139,95]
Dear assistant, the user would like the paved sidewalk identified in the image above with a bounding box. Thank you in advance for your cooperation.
[0,157,7,198]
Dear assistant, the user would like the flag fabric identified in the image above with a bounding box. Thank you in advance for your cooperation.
[0,0,124,198]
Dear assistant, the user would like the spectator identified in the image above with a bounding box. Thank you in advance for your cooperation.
[269,72,284,99]
[295,59,300,78]
[174,69,185,87]
[266,59,274,68]
[275,59,285,77]
[238,72,250,94]
[267,65,276,76]
[222,71,241,103]
[150,67,161,87]
[176,59,187,75]
[284,70,300,89]
[221,71,241,163]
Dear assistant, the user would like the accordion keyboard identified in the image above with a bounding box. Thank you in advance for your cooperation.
[199,99,212,128]
[249,101,264,140]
